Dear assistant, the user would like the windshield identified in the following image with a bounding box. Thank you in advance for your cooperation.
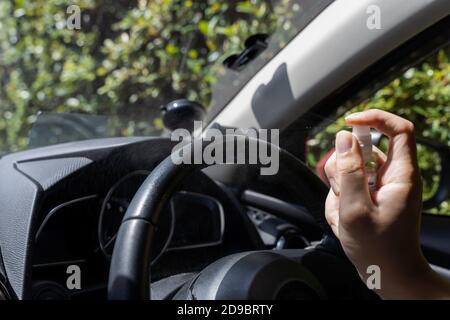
[0,0,331,154]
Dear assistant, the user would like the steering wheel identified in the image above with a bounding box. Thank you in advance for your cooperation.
[108,136,360,300]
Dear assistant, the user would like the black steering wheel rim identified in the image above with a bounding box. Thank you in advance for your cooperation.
[108,135,338,300]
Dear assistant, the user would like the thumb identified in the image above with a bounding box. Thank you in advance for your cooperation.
[336,131,373,218]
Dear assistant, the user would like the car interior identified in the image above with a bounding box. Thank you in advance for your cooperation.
[0,0,449,300]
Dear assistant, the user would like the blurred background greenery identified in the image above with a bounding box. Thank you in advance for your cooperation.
[0,0,299,152]
[0,0,449,214]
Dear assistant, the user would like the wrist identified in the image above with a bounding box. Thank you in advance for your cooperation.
[359,254,450,300]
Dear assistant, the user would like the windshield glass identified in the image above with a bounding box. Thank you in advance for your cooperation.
[0,0,331,154]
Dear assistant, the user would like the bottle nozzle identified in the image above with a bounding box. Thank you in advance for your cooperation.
[352,125,370,137]
[351,124,377,191]
[352,125,372,161]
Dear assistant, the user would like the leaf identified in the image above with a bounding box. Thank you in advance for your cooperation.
[165,43,179,55]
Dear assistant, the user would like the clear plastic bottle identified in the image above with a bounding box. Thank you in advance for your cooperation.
[352,125,378,191]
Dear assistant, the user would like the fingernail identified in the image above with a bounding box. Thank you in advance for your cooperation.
[336,131,353,154]
[345,112,362,121]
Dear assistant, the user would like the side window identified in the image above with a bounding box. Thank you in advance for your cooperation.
[306,48,450,215]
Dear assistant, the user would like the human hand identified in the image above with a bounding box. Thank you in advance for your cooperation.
[324,109,450,299]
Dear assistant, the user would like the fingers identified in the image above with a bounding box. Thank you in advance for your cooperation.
[373,146,388,164]
[335,131,374,211]
[325,145,386,195]
[324,152,339,194]
[324,131,375,237]
[345,109,417,165]
[345,109,413,137]
[325,189,339,238]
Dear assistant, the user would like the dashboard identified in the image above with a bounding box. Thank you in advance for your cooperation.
[33,173,225,265]
[0,137,320,300]
[31,171,226,299]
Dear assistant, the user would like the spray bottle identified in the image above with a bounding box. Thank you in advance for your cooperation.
[352,125,378,191]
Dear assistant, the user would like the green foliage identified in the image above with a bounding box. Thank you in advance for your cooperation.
[0,0,297,152]
[307,49,450,215]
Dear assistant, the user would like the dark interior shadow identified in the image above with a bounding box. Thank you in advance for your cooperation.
[251,63,308,160]
[251,63,295,129]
